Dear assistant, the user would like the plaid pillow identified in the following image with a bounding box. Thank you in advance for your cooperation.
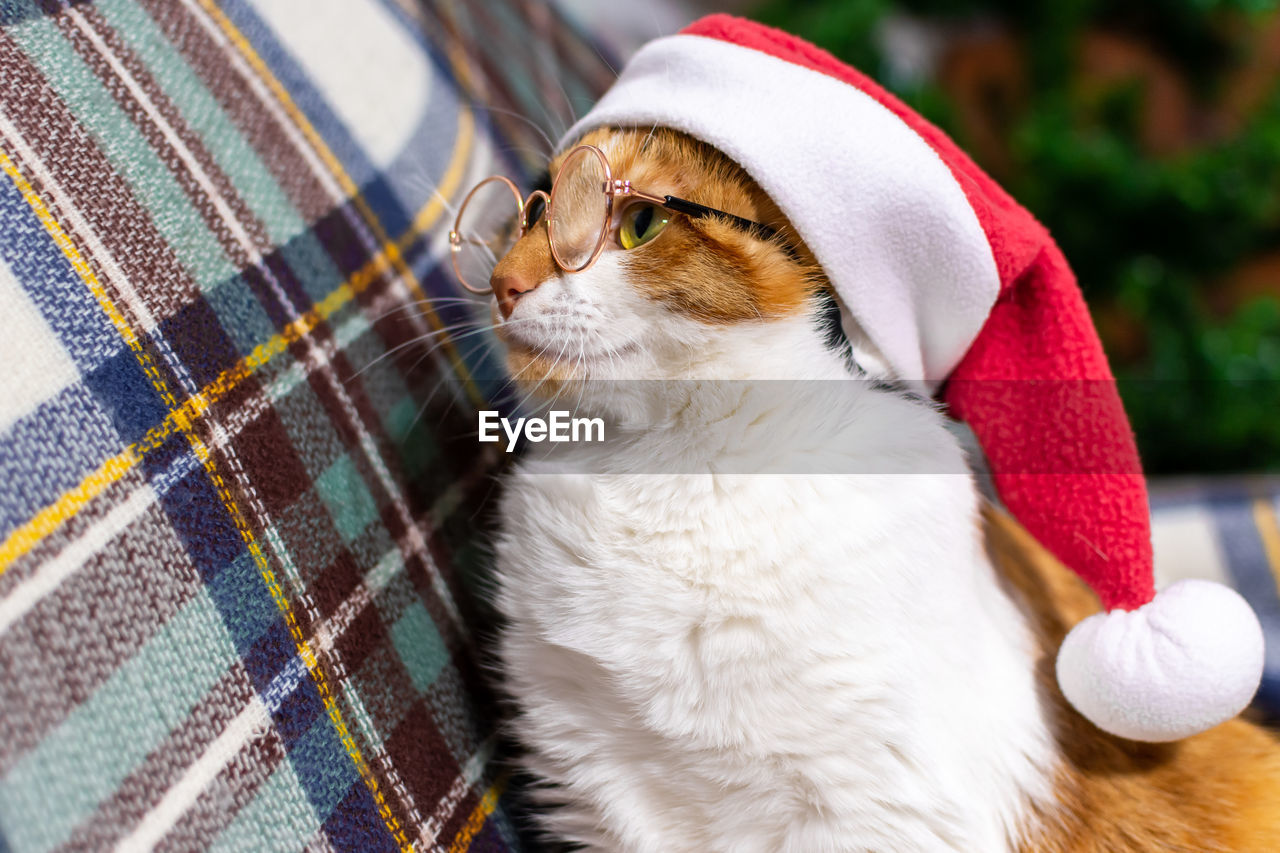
[0,1,613,850]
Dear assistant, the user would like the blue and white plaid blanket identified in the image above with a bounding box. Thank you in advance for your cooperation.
[0,1,614,850]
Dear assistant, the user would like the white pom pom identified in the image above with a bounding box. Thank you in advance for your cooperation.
[1056,579,1264,742]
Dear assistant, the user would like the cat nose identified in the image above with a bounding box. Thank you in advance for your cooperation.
[491,272,540,319]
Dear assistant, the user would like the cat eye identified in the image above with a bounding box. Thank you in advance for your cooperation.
[618,204,669,250]
[524,194,547,228]
[449,144,780,294]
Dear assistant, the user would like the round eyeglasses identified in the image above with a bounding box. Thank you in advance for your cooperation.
[448,144,781,294]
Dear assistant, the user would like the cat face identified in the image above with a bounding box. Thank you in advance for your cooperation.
[487,128,831,391]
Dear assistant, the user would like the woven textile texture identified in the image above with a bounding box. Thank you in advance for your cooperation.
[0,0,613,850]
[1149,478,1280,721]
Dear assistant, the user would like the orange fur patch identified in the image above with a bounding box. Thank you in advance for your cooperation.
[588,127,824,323]
[500,344,583,399]
[984,507,1280,851]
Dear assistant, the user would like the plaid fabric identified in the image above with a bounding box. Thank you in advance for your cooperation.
[1150,477,1280,720]
[0,1,613,850]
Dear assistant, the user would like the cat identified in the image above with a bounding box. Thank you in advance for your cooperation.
[482,126,1280,852]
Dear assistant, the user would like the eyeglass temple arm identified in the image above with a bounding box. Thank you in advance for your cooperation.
[660,195,779,243]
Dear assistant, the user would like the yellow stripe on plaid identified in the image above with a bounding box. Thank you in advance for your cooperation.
[1252,498,1280,595]
[447,774,507,853]
[0,448,139,571]
[0,101,474,576]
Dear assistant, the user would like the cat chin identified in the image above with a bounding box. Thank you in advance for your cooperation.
[503,335,650,390]
[504,346,576,384]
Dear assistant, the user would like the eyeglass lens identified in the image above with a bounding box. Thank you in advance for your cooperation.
[452,146,613,292]
[548,147,609,271]
[452,176,523,293]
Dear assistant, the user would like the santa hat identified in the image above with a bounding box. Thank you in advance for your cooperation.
[561,14,1264,742]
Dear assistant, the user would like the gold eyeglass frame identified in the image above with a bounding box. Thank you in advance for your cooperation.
[448,144,780,294]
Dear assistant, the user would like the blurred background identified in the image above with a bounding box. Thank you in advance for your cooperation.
[560,0,1280,476]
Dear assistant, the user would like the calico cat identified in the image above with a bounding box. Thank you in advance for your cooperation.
[481,126,1280,852]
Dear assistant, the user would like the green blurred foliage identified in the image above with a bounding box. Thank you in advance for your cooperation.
[753,0,1280,473]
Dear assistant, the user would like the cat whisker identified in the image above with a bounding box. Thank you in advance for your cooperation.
[345,325,478,383]
[346,312,531,382]
[358,311,588,384]
[640,119,661,156]
[415,334,497,397]
[364,296,486,326]
[522,6,572,140]
[419,296,492,305]
[508,333,574,414]
[499,144,561,166]
[585,35,620,84]
[476,104,557,159]
[409,327,562,441]
[539,57,580,139]
[400,315,574,375]
[505,339,558,398]
[571,345,589,415]
[396,181,464,231]
[406,332,500,429]
[401,344,493,443]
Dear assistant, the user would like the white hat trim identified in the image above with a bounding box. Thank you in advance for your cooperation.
[561,34,1001,386]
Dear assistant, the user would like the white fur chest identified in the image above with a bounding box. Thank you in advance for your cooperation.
[493,382,1055,852]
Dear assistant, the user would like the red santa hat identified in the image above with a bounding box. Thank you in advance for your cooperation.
[561,14,1263,742]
